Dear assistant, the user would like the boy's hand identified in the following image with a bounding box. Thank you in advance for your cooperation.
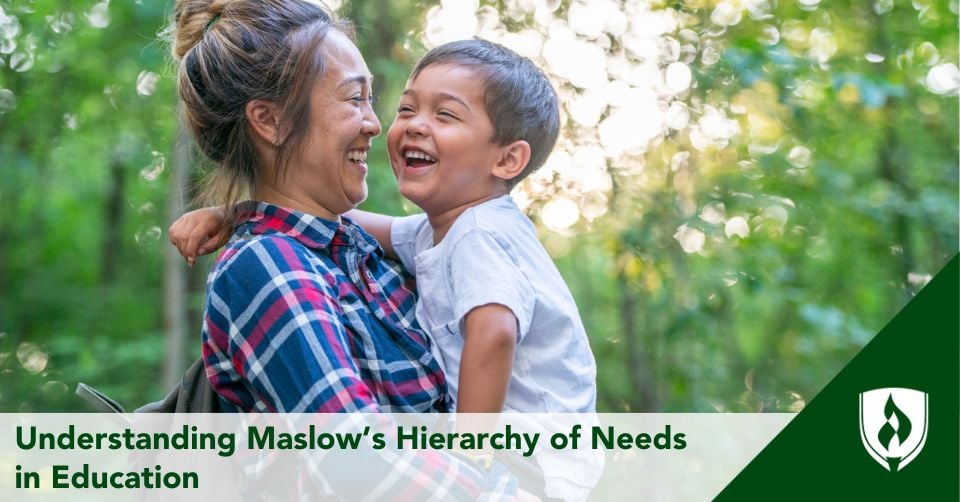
[168,206,230,267]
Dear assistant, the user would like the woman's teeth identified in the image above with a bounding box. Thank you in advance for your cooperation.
[347,150,367,163]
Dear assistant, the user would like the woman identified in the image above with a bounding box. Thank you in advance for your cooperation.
[173,0,444,413]
[169,1,520,498]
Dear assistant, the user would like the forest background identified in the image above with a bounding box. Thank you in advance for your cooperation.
[1,0,956,412]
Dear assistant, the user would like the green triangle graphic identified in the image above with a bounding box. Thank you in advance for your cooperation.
[716,254,959,500]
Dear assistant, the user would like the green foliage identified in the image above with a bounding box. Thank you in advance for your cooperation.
[0,0,956,413]
[561,0,959,411]
[1,0,175,411]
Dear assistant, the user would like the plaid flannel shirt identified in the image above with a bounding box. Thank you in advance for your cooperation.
[203,202,517,500]
[201,202,518,499]
[202,201,447,413]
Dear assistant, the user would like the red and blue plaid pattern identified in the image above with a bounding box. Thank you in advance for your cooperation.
[201,202,447,413]
[201,202,516,499]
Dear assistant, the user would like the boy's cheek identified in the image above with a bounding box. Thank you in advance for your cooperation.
[384,132,401,160]
[385,148,401,174]
[385,121,402,142]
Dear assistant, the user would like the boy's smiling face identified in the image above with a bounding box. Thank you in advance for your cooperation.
[387,64,509,216]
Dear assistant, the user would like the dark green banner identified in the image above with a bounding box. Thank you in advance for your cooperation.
[718,254,959,500]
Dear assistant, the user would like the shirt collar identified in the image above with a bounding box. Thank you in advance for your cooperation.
[233,201,379,254]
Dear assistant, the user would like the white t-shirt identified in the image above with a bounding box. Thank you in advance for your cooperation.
[390,195,597,413]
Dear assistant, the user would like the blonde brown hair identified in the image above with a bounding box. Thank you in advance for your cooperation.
[168,0,353,217]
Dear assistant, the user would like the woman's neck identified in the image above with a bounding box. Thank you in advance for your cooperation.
[254,184,340,222]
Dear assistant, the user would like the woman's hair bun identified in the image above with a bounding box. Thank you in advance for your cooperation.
[170,0,228,60]
[167,0,343,214]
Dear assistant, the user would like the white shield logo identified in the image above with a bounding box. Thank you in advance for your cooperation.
[859,387,928,472]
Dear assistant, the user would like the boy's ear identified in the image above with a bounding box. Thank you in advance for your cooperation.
[491,140,531,182]
[245,99,282,146]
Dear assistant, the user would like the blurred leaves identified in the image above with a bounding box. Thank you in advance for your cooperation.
[1,0,174,411]
[0,0,956,412]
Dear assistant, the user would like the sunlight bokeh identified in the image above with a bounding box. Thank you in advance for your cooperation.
[421,0,700,235]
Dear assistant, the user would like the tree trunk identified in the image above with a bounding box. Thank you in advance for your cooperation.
[162,126,192,389]
[101,160,125,284]
[610,168,659,411]
[875,103,914,301]
[617,255,659,411]
[870,4,915,302]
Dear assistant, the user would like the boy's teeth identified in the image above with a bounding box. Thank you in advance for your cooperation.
[347,150,367,163]
[405,150,437,163]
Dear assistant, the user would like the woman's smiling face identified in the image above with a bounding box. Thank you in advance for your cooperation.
[273,30,381,219]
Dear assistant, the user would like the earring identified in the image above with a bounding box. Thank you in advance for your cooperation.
[273,136,280,147]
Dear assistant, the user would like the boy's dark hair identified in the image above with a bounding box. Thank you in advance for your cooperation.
[411,39,560,188]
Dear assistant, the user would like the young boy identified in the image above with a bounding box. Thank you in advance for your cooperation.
[171,39,596,415]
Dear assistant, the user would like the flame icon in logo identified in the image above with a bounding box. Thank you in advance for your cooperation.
[860,388,928,472]
[877,395,913,470]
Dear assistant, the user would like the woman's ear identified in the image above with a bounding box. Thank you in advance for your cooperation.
[245,99,281,146]
[491,140,531,182]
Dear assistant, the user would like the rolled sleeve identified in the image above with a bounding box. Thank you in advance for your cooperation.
[449,229,535,340]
